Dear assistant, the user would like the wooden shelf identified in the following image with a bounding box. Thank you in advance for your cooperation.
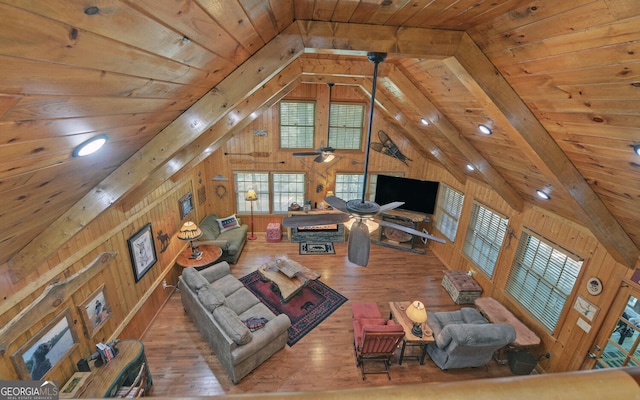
[371,210,431,254]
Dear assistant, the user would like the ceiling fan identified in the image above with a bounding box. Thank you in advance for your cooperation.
[293,83,338,164]
[283,52,446,266]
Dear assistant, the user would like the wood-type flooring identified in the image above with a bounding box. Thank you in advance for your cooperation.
[142,234,515,397]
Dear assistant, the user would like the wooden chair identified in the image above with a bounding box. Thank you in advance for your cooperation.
[117,363,147,398]
[353,323,405,380]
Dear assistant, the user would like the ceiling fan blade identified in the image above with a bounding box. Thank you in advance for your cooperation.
[348,220,370,266]
[293,151,320,157]
[378,220,446,244]
[324,196,348,213]
[378,201,404,213]
[281,213,350,228]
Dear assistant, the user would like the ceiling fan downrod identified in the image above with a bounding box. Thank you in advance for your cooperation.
[360,52,387,205]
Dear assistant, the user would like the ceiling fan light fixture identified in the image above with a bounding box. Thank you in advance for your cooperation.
[72,134,108,157]
[322,153,335,163]
[478,124,492,135]
[634,144,640,156]
[344,218,379,232]
[536,190,550,200]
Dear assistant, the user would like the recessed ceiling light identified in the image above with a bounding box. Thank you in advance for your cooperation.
[466,164,475,171]
[536,190,550,200]
[634,144,640,156]
[421,118,429,125]
[478,124,492,135]
[73,134,108,157]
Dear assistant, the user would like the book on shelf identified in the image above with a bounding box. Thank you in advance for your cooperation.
[96,342,115,363]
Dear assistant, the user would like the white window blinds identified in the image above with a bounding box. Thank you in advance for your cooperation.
[434,185,464,242]
[462,202,508,278]
[280,101,315,149]
[506,230,583,332]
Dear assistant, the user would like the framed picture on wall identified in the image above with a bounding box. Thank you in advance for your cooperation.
[179,192,194,220]
[127,222,158,283]
[11,308,79,380]
[78,284,110,338]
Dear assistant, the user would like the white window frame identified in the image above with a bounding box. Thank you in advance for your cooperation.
[280,101,315,149]
[272,173,306,213]
[434,185,465,242]
[505,229,583,332]
[462,201,508,278]
[328,102,365,150]
[234,172,305,214]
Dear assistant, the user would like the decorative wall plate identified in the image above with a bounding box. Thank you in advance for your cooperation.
[586,277,603,296]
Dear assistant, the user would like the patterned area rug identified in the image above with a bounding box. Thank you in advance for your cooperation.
[299,242,335,255]
[239,271,347,346]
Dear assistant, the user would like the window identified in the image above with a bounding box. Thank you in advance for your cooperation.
[234,172,305,214]
[328,103,364,150]
[335,173,364,201]
[234,172,269,214]
[280,101,315,149]
[434,185,465,242]
[506,230,583,332]
[272,173,305,213]
[462,202,508,278]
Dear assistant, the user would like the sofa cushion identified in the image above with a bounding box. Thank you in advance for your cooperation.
[211,274,245,296]
[198,286,226,313]
[217,214,240,233]
[182,267,210,291]
[225,287,260,315]
[213,306,253,345]
[199,261,231,283]
[199,214,221,240]
[217,224,248,256]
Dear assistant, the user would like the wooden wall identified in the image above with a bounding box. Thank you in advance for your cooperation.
[0,81,636,382]
[425,161,634,372]
[0,170,201,381]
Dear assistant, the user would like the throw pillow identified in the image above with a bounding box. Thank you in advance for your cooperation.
[213,306,252,345]
[242,317,269,332]
[197,286,226,313]
[216,214,240,233]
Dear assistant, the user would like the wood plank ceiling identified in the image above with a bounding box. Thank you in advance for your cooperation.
[1,0,639,279]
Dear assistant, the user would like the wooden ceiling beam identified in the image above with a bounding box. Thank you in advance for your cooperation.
[448,33,639,267]
[295,20,463,58]
[7,23,306,280]
[382,68,524,211]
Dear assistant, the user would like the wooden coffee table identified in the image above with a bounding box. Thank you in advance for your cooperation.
[388,301,435,365]
[257,257,320,302]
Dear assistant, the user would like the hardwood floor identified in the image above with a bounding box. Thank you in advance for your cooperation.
[142,234,515,396]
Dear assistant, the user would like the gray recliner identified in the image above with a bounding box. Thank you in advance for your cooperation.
[426,308,516,370]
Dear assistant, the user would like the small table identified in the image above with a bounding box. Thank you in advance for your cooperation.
[388,301,435,365]
[474,297,541,363]
[175,244,222,270]
[257,257,320,302]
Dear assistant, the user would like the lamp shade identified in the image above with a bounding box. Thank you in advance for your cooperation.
[177,221,202,241]
[245,189,258,201]
[343,217,379,232]
[406,300,427,324]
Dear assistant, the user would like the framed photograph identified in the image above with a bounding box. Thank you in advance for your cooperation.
[60,372,91,398]
[127,222,158,283]
[78,284,110,337]
[573,294,600,322]
[179,192,194,220]
[11,308,79,380]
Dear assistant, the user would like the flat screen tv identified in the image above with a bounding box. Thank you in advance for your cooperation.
[374,175,439,215]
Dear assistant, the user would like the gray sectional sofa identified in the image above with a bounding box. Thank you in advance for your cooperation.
[195,214,249,264]
[179,261,291,383]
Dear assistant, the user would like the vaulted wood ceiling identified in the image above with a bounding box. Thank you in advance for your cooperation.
[1,0,639,279]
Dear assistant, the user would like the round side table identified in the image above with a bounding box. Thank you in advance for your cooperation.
[176,244,223,270]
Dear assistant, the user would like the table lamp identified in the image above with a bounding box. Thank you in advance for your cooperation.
[406,300,428,338]
[246,189,258,240]
[177,221,203,259]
